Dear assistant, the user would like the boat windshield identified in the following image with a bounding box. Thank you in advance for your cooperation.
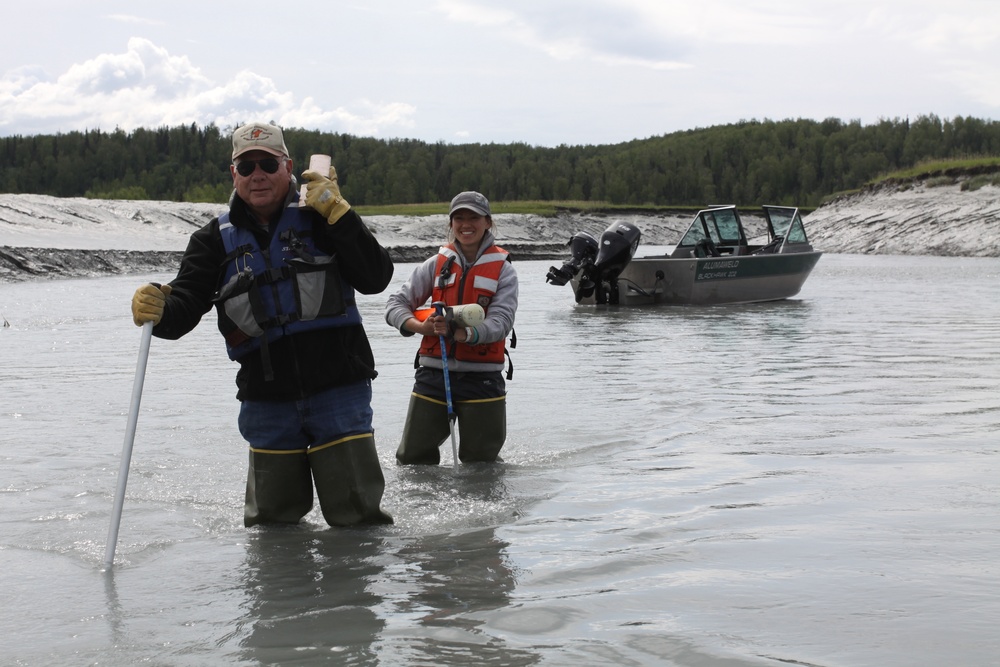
[678,207,745,246]
[764,206,809,243]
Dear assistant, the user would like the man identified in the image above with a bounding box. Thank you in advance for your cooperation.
[131,121,393,527]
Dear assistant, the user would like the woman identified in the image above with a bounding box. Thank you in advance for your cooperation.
[385,191,518,464]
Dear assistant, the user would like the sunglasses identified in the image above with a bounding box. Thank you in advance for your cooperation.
[234,157,283,177]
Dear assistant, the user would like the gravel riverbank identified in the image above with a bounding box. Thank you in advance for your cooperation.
[2,174,998,282]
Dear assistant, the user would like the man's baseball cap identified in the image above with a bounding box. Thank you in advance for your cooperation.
[449,191,491,217]
[232,122,289,160]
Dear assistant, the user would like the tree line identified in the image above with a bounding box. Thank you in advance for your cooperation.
[1,114,998,208]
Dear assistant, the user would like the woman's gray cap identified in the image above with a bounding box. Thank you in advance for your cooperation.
[449,191,491,217]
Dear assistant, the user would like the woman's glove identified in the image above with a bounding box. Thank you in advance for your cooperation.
[131,283,172,326]
[302,166,351,224]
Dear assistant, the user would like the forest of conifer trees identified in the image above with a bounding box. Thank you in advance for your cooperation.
[1,114,998,208]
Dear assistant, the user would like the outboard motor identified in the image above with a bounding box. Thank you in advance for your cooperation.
[546,231,599,286]
[590,221,641,304]
[593,222,641,277]
[546,222,642,305]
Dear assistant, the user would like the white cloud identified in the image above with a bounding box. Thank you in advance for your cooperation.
[851,5,1000,109]
[0,38,417,136]
[0,1,997,145]
[433,0,691,70]
[280,98,418,136]
[107,13,164,26]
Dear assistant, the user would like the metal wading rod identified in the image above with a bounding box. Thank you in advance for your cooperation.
[104,319,154,568]
[433,301,460,469]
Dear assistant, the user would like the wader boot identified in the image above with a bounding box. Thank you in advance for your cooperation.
[395,393,451,465]
[456,396,507,463]
[308,433,394,526]
[244,448,313,527]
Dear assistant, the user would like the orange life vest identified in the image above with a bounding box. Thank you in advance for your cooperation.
[418,243,509,364]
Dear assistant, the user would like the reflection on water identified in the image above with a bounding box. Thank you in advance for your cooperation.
[379,528,538,666]
[235,465,541,666]
[239,529,386,665]
[233,466,539,665]
[1,254,999,666]
[375,464,542,665]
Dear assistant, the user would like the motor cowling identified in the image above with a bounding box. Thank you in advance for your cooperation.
[545,230,599,286]
[593,222,641,278]
[547,221,642,304]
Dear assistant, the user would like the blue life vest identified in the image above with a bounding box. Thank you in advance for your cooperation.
[213,205,362,366]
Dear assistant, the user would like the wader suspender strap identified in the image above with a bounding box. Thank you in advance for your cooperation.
[504,328,516,380]
[503,255,515,379]
[256,247,276,382]
[430,254,458,363]
[438,254,456,290]
[412,254,455,370]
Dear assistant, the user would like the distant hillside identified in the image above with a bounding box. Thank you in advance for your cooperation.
[3,115,1000,209]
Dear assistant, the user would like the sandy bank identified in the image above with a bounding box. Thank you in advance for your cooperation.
[806,179,1000,257]
[1,177,998,282]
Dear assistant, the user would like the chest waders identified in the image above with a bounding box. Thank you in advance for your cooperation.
[395,393,506,465]
[307,434,392,526]
[395,251,508,465]
[245,433,392,527]
[244,447,313,526]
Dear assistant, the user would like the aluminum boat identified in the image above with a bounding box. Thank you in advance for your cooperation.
[546,205,822,306]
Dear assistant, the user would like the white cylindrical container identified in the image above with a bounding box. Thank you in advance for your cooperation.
[308,154,331,174]
[300,154,332,205]
[451,303,485,327]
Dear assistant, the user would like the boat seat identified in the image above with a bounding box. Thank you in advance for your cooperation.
[694,238,721,258]
[751,237,783,255]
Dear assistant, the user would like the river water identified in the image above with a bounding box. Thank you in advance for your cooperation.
[1,252,998,666]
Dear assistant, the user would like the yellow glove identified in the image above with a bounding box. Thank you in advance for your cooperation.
[131,283,172,327]
[302,166,351,224]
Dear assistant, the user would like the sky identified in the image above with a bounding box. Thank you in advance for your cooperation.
[2,1,999,148]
